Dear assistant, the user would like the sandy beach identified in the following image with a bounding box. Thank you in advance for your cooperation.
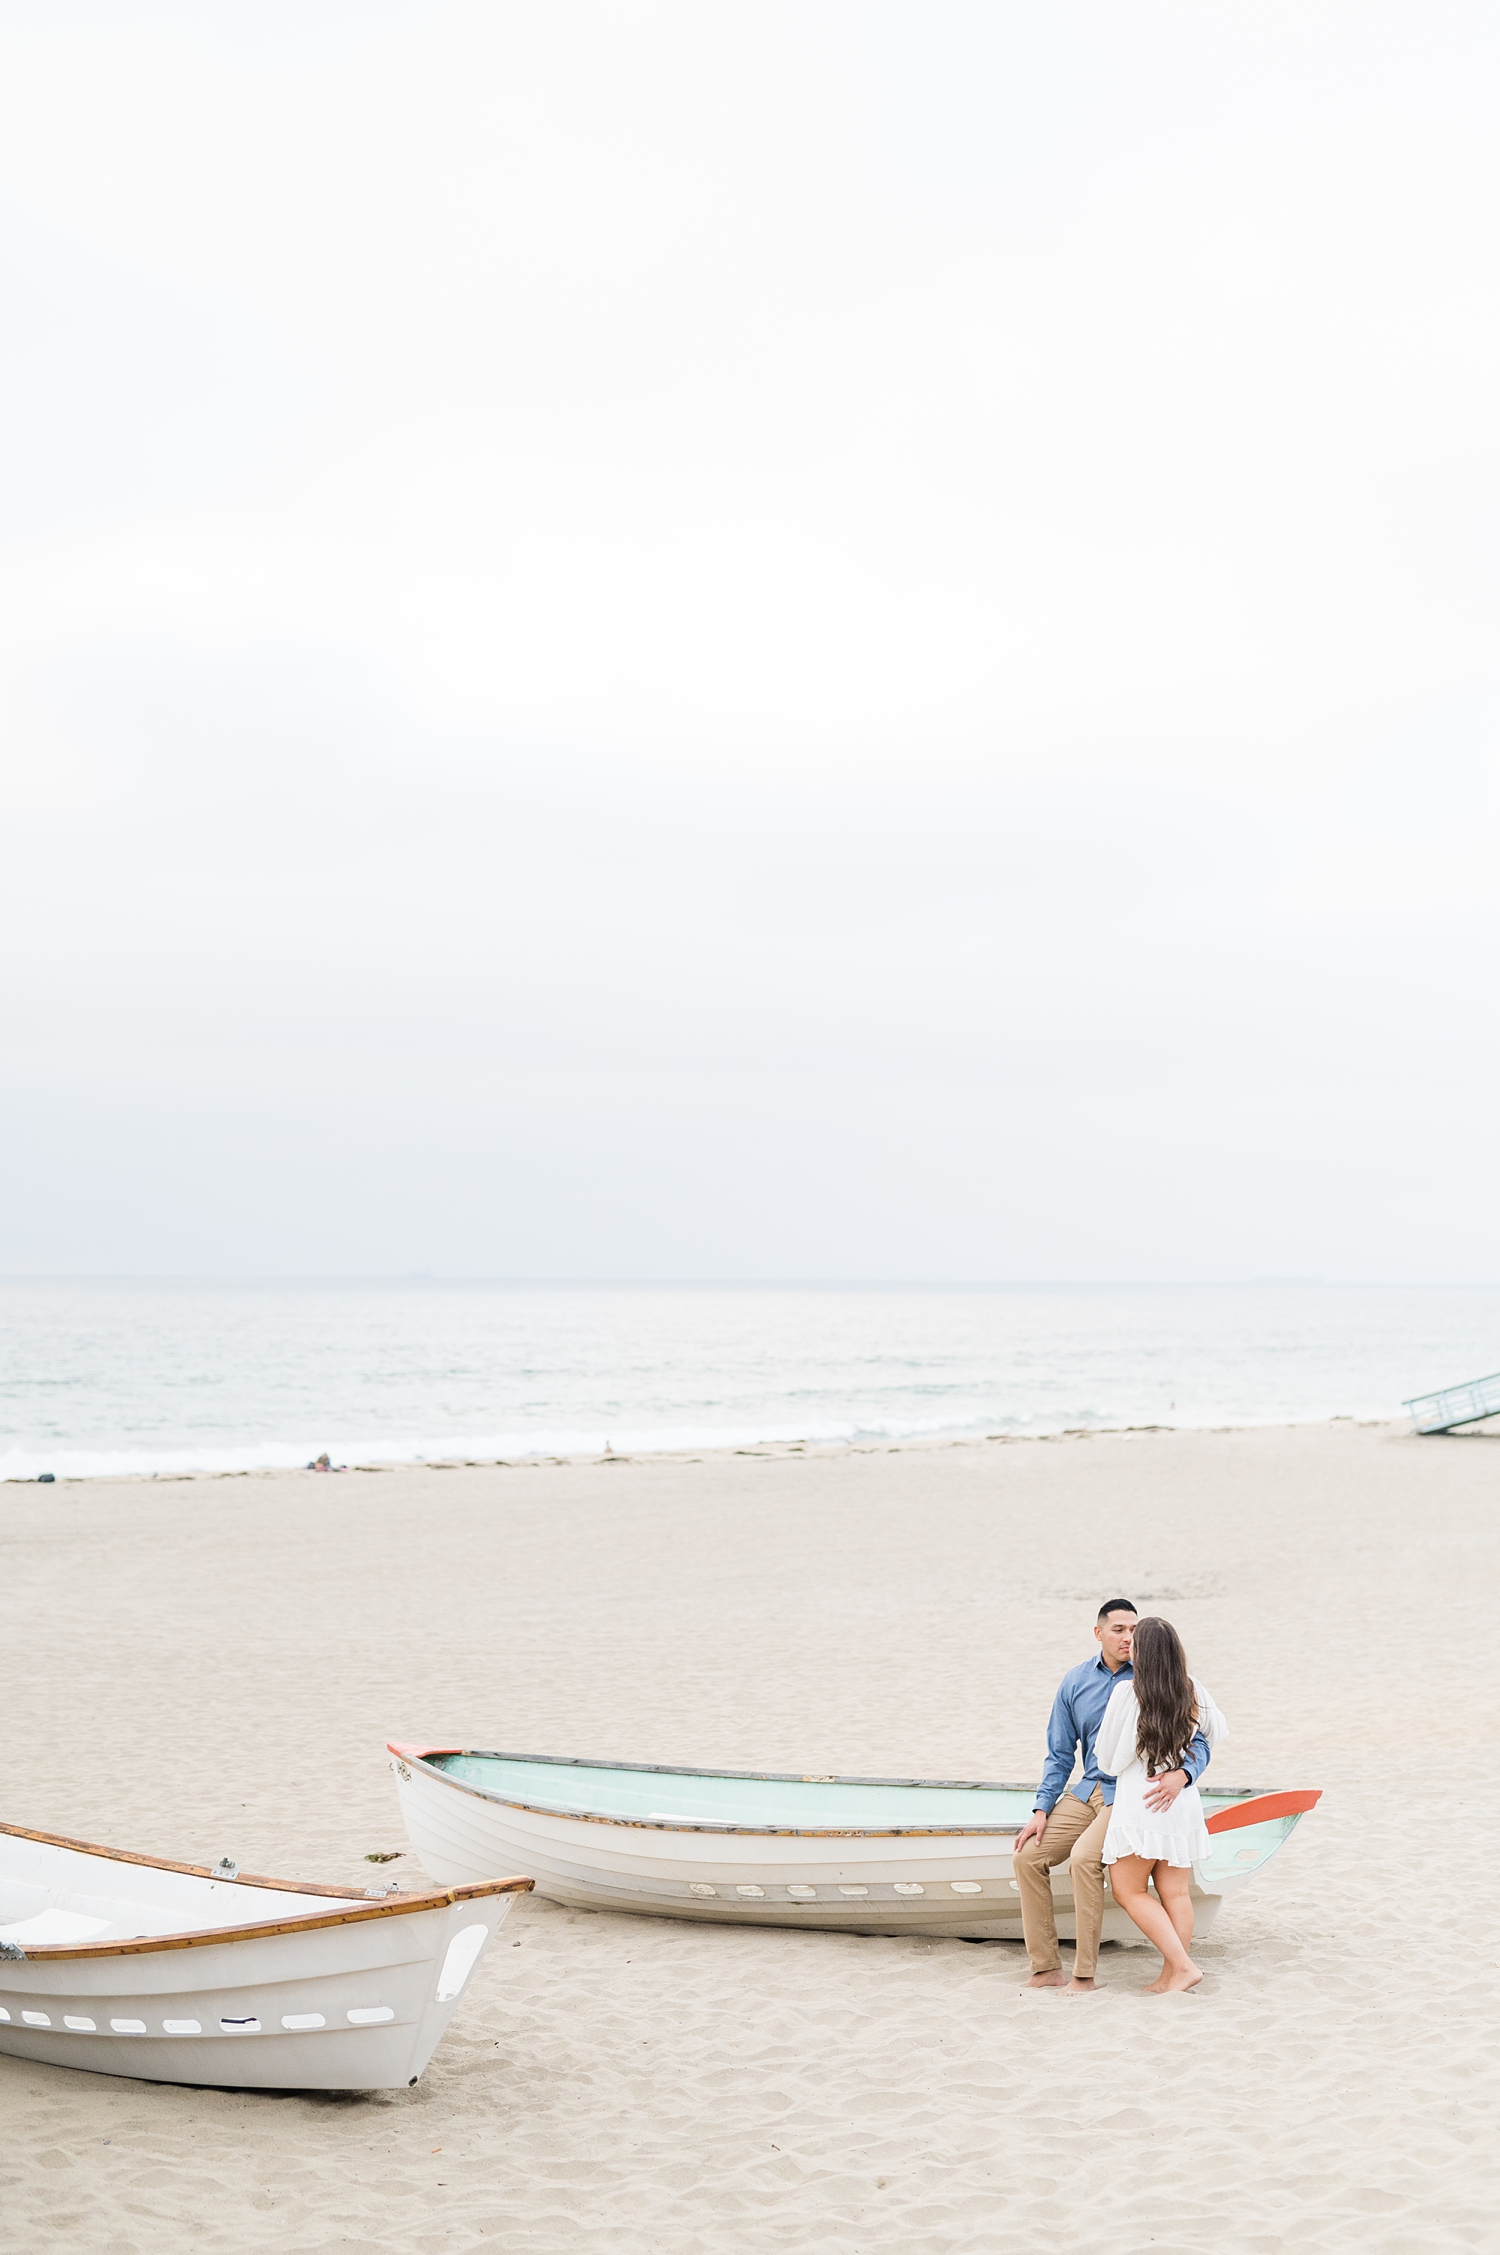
[4,1418,1496,2252]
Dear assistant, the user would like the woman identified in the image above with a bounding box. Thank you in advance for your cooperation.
[1095,1616,1228,1994]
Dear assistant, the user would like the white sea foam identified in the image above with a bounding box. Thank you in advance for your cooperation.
[0,1279,1494,1481]
[0,1410,989,1483]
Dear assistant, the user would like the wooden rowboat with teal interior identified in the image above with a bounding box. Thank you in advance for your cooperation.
[388,1744,1319,1944]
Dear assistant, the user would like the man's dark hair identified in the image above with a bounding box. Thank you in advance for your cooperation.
[1097,1598,1138,1623]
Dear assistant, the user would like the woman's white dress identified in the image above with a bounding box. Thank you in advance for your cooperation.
[1096,1677,1228,1870]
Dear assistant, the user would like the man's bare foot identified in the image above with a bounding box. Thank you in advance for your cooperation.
[1063,1976,1102,1993]
[1024,1970,1068,1988]
[1143,1962,1202,1994]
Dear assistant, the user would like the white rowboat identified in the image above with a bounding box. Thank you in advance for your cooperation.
[0,1820,533,2089]
[390,1743,1320,1945]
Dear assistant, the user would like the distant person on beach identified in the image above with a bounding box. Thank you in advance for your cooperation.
[1095,1616,1228,1993]
[1011,1599,1213,1992]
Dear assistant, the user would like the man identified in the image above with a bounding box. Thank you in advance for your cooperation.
[1012,1599,1211,1992]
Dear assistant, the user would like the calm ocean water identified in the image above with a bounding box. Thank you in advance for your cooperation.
[1,1280,1496,1481]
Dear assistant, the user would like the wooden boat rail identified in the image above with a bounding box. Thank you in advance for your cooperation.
[389,1744,1311,1841]
[0,1820,533,1961]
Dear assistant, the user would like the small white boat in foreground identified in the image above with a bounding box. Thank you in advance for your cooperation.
[0,1820,533,2089]
[390,1743,1320,1944]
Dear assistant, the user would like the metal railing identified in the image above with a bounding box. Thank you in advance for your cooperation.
[1404,1371,1500,1434]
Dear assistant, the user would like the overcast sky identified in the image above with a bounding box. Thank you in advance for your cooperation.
[2,2,1497,1281]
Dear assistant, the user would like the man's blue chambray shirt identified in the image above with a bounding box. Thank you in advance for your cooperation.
[1035,1653,1211,1813]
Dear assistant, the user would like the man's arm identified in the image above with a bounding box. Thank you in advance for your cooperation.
[1180,1724,1211,1786]
[1142,1721,1210,1813]
[1013,1682,1079,1850]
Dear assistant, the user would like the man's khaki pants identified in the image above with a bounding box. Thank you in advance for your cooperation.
[1013,1787,1109,1979]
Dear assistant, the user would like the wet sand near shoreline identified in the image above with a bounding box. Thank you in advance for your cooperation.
[3,1419,1496,2252]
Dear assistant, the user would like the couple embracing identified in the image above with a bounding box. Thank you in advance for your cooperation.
[1012,1599,1227,1995]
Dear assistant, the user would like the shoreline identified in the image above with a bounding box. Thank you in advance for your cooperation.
[0,1408,1423,1485]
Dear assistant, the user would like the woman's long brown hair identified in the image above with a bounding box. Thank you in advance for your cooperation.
[1131,1616,1198,1775]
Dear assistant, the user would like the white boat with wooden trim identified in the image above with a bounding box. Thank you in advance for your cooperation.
[0,1820,533,2089]
[389,1744,1319,1944]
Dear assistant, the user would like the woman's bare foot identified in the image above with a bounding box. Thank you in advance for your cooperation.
[1143,1961,1202,1994]
[1025,1970,1068,1988]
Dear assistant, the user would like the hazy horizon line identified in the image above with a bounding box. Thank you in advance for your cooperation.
[3,1273,1498,1292]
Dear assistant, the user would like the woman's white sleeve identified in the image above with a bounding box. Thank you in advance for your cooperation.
[1193,1680,1229,1748]
[1094,1683,1135,1776]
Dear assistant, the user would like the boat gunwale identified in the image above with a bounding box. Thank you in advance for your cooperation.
[388,1743,1288,1842]
[0,1820,533,1961]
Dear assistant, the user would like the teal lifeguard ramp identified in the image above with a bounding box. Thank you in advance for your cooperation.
[1404,1371,1500,1433]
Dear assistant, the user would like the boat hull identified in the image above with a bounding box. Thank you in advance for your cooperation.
[389,1748,1318,1943]
[0,1823,532,2090]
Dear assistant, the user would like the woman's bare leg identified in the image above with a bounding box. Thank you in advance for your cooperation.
[1145,1865,1197,1992]
[1107,1857,1201,1992]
